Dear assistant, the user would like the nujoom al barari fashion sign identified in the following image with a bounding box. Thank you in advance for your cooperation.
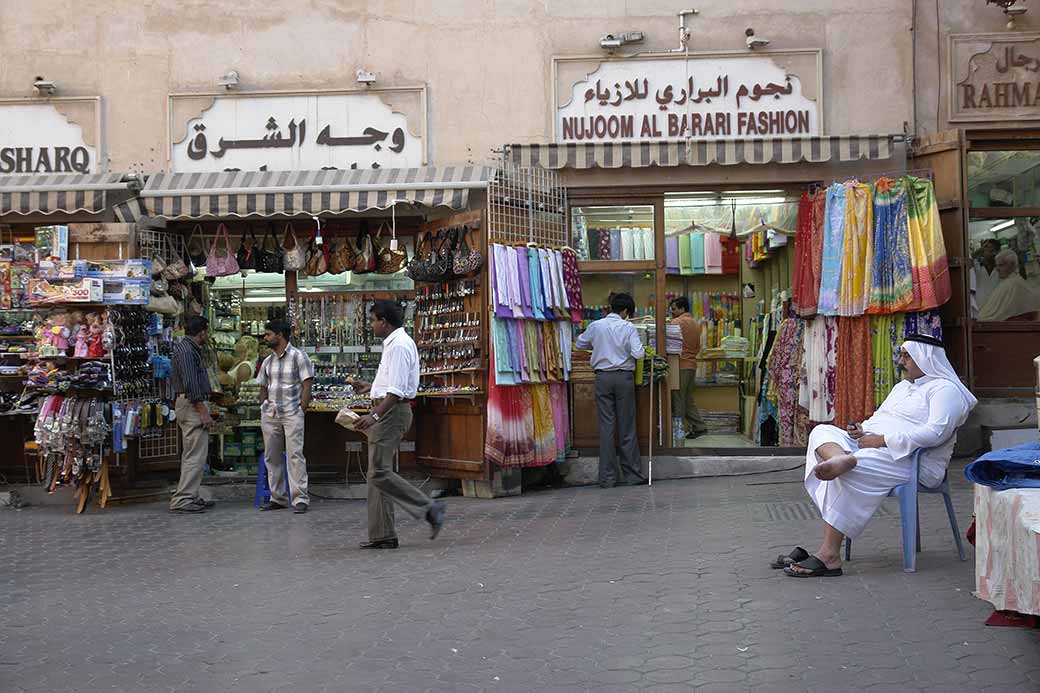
[556,54,820,143]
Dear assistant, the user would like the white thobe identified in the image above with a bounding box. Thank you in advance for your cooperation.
[804,376,970,538]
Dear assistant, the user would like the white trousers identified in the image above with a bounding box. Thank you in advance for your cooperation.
[804,425,911,539]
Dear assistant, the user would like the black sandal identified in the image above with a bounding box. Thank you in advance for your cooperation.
[770,546,810,569]
[783,556,843,578]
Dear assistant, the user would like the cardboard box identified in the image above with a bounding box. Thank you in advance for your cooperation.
[28,277,103,304]
[37,260,86,280]
[85,259,152,279]
[102,278,150,305]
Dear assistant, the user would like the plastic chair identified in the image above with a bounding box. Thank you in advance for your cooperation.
[844,448,967,573]
[253,452,289,508]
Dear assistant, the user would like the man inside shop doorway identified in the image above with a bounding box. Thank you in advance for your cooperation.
[576,292,647,488]
[351,299,446,549]
[669,297,709,441]
[257,319,315,514]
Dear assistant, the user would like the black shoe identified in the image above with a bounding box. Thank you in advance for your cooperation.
[192,498,216,508]
[623,479,649,486]
[293,503,308,514]
[599,481,617,489]
[170,504,206,514]
[426,500,446,540]
[259,501,287,511]
[686,430,708,439]
[359,538,399,550]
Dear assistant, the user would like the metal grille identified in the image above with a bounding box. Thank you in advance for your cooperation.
[139,424,179,459]
[137,228,188,265]
[487,165,567,246]
[751,501,894,523]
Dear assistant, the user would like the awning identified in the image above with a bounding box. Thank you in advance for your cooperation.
[504,135,897,169]
[115,166,494,221]
[0,173,133,216]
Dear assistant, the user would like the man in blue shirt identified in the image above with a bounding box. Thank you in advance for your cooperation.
[576,292,647,488]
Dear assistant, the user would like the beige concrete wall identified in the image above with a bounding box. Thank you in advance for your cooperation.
[0,1,913,172]
[915,0,1040,136]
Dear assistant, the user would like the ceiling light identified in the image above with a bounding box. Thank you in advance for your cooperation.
[990,219,1016,232]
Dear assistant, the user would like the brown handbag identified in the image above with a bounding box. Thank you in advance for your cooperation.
[374,222,408,274]
[327,231,356,275]
[451,225,483,277]
[352,223,377,274]
[304,236,328,276]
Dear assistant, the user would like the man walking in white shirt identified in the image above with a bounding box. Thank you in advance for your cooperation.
[353,300,446,549]
[576,292,647,488]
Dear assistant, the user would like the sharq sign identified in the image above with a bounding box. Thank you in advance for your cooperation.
[0,103,97,174]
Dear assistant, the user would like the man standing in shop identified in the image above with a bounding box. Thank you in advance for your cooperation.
[170,316,215,514]
[353,299,446,549]
[257,318,315,514]
[576,292,647,488]
[670,297,708,440]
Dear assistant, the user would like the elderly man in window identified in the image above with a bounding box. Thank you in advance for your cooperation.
[978,248,1040,321]
[776,334,977,577]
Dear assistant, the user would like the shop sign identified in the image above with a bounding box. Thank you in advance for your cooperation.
[950,33,1040,122]
[555,53,820,143]
[171,91,423,172]
[0,102,95,173]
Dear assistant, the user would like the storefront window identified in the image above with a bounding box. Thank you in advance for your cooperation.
[571,205,654,262]
[967,217,1040,321]
[968,150,1040,209]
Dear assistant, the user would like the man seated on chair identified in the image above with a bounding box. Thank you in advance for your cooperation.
[779,334,977,578]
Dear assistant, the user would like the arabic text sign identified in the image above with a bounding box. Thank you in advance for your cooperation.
[557,56,819,143]
[172,93,422,172]
[0,103,94,174]
[951,33,1040,123]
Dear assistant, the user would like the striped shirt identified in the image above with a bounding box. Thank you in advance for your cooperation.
[257,343,315,416]
[172,336,211,403]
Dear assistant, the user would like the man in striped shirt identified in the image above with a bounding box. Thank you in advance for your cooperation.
[170,316,214,513]
[257,318,315,513]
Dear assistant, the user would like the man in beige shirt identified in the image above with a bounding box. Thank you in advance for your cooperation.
[670,297,708,440]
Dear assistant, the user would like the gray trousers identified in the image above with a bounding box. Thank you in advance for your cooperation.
[366,402,431,541]
[171,395,209,509]
[594,370,644,486]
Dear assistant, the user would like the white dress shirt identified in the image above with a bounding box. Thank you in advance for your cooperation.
[575,313,646,372]
[370,327,419,400]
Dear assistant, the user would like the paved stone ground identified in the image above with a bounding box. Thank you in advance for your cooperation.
[2,460,1038,693]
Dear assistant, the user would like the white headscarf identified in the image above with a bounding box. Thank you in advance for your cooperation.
[902,339,978,411]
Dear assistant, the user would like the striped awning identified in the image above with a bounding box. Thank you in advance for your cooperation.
[0,173,131,216]
[505,135,896,169]
[115,166,494,221]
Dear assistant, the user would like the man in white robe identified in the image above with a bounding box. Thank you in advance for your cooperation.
[781,334,977,577]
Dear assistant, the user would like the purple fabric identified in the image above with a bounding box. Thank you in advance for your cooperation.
[515,247,536,319]
[665,236,680,274]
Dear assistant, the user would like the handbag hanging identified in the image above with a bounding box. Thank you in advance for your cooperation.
[374,222,408,274]
[161,234,191,281]
[451,225,483,277]
[352,222,377,274]
[304,236,328,276]
[282,222,307,271]
[236,226,257,271]
[327,233,356,275]
[205,223,241,278]
[258,224,284,274]
[405,232,432,281]
[186,224,207,268]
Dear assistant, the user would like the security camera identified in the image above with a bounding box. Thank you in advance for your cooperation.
[356,69,377,85]
[600,31,644,51]
[32,77,55,96]
[1006,6,1028,15]
[217,70,239,90]
[745,28,770,50]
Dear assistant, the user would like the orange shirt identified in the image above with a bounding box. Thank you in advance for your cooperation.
[674,312,701,370]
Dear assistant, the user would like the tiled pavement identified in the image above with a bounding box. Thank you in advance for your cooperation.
[1,460,1038,692]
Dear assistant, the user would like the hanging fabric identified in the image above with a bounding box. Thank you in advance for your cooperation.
[866,177,914,314]
[818,183,847,316]
[904,175,952,311]
[833,316,875,426]
[836,182,874,316]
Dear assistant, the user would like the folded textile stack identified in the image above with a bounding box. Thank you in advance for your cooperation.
[702,410,740,433]
[665,324,683,354]
[720,336,749,358]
